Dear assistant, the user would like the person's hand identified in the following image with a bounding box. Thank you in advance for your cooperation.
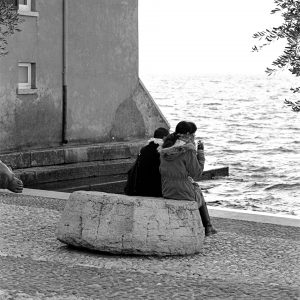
[197,140,204,150]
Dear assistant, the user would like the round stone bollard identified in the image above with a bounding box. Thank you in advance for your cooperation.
[56,191,204,256]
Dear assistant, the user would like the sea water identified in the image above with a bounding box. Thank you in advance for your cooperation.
[142,73,300,216]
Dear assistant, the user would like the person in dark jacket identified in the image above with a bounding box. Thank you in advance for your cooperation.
[159,121,217,237]
[124,127,169,197]
[135,127,169,197]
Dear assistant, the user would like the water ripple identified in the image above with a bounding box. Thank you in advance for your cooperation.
[143,73,300,216]
[264,183,300,191]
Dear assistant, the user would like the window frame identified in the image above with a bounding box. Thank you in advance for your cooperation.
[18,62,32,89]
[18,0,31,12]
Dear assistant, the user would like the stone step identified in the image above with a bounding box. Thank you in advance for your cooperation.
[26,176,128,193]
[0,140,145,169]
[21,162,229,193]
[2,140,229,194]
[14,159,135,186]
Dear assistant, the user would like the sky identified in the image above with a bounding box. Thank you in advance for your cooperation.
[139,0,285,76]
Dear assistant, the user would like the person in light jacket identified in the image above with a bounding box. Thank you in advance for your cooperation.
[159,121,217,236]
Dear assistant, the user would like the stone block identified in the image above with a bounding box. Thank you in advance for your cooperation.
[87,144,131,161]
[56,191,204,256]
[31,149,65,167]
[0,152,31,169]
[128,141,145,156]
[64,147,88,164]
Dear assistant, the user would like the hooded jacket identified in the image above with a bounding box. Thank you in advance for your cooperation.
[159,140,205,206]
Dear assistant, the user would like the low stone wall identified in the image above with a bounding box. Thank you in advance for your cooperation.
[56,191,204,256]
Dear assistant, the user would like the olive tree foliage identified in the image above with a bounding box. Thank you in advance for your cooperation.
[252,0,300,112]
[0,0,22,57]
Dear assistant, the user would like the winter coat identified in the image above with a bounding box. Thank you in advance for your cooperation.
[159,140,205,207]
[135,139,163,197]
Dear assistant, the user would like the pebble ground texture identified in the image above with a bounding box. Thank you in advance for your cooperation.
[0,192,299,300]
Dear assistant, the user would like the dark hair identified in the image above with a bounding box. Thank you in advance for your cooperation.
[188,122,197,134]
[153,127,169,139]
[161,132,177,148]
[162,121,197,148]
[175,121,197,135]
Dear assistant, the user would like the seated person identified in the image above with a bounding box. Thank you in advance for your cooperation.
[159,121,217,236]
[124,127,169,197]
[0,160,23,193]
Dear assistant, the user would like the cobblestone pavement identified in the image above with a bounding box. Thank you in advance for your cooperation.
[0,192,299,299]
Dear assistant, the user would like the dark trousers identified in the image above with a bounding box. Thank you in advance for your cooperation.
[199,201,212,227]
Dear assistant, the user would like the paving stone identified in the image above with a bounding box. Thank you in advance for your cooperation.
[0,256,298,300]
[0,193,299,299]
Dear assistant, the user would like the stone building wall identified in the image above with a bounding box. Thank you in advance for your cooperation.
[0,0,169,154]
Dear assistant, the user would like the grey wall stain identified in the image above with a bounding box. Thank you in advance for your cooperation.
[110,97,145,141]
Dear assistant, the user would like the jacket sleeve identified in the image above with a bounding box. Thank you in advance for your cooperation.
[185,150,205,181]
[196,149,205,171]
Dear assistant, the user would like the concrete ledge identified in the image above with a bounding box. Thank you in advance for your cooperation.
[56,191,204,256]
[14,161,228,190]
[209,206,300,228]
[15,159,135,185]
[22,188,70,200]
[0,141,145,169]
[18,189,300,228]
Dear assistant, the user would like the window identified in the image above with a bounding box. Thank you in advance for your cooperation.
[18,63,31,89]
[18,63,36,92]
[18,0,31,12]
[17,0,38,17]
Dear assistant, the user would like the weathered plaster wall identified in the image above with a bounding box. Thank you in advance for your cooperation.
[0,0,169,154]
[67,0,169,143]
[67,0,140,143]
[0,1,63,153]
[110,80,169,140]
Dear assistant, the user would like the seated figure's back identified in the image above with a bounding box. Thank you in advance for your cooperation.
[137,140,162,197]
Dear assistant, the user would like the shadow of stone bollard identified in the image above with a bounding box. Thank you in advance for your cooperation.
[56,191,204,256]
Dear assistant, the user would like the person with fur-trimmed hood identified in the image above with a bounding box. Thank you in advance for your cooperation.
[159,121,217,236]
